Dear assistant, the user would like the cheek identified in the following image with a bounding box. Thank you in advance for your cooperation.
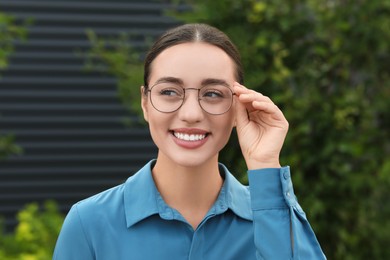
[147,118,165,151]
[216,113,235,140]
[147,111,171,139]
[225,108,236,128]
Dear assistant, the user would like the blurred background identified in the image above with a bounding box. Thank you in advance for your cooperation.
[0,0,389,259]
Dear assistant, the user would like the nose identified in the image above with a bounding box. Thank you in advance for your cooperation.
[177,89,204,123]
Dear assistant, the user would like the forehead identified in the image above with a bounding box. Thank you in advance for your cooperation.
[149,42,236,85]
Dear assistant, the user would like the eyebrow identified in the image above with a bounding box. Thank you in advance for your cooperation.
[153,77,230,88]
[201,78,230,88]
[153,77,184,86]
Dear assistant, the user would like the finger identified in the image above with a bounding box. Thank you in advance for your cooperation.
[233,82,248,92]
[233,82,257,96]
[233,82,249,121]
[238,93,272,105]
[233,82,286,124]
[250,101,288,126]
[233,83,273,104]
[252,101,279,114]
[234,94,250,128]
[237,93,274,115]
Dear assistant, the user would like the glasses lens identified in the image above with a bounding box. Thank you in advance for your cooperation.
[150,83,184,113]
[199,85,233,115]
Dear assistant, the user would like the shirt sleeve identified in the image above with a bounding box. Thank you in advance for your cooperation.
[53,204,95,259]
[248,166,326,260]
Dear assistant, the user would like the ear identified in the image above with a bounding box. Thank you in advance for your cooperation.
[140,86,149,123]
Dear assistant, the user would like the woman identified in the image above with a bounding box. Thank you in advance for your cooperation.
[54,23,326,259]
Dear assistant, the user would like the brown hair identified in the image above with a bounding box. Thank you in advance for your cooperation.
[143,23,243,90]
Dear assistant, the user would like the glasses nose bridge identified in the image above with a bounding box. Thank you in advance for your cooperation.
[182,88,202,108]
[183,87,201,99]
[181,87,202,110]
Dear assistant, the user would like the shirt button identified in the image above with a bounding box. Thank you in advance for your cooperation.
[286,192,290,197]
[283,169,290,180]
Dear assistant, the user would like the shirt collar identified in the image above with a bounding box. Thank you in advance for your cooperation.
[124,160,252,228]
[217,163,252,221]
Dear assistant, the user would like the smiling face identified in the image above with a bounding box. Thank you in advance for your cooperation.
[141,42,237,168]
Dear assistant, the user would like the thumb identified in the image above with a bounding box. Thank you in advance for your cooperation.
[234,91,249,131]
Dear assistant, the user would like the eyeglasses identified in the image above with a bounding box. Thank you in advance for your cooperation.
[147,82,235,115]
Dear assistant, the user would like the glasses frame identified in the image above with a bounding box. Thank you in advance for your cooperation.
[146,83,236,115]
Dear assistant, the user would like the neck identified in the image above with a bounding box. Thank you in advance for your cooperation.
[152,153,223,229]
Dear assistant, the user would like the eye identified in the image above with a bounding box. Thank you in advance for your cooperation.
[160,89,181,96]
[201,86,229,99]
[154,83,183,98]
[203,90,223,98]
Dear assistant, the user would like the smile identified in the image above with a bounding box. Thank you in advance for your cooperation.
[173,132,207,141]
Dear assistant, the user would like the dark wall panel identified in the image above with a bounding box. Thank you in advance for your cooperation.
[0,0,182,231]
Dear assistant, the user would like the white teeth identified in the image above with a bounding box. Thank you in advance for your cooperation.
[174,132,206,141]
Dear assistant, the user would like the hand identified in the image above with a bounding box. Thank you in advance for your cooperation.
[233,82,289,169]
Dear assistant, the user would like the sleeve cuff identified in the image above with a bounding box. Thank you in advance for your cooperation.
[248,166,298,210]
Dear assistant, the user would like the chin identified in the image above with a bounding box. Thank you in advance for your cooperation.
[176,154,216,168]
[158,149,218,169]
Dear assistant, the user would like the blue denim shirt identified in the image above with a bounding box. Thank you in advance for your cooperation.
[53,160,326,259]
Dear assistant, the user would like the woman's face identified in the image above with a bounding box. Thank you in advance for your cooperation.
[142,42,237,168]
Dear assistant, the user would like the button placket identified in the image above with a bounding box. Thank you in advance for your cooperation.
[188,226,204,260]
[280,167,297,207]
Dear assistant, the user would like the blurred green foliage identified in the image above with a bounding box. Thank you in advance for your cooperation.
[0,134,22,160]
[173,0,390,259]
[0,201,64,260]
[0,12,27,69]
[85,0,389,258]
[1,13,59,260]
[0,12,27,159]
[84,30,145,124]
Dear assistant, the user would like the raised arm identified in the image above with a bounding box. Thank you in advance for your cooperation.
[234,82,326,259]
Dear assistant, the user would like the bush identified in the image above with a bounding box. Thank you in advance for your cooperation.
[84,30,145,124]
[172,0,390,259]
[0,201,64,260]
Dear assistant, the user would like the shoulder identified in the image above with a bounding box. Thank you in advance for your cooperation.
[56,183,128,253]
[70,182,127,226]
[69,161,156,228]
